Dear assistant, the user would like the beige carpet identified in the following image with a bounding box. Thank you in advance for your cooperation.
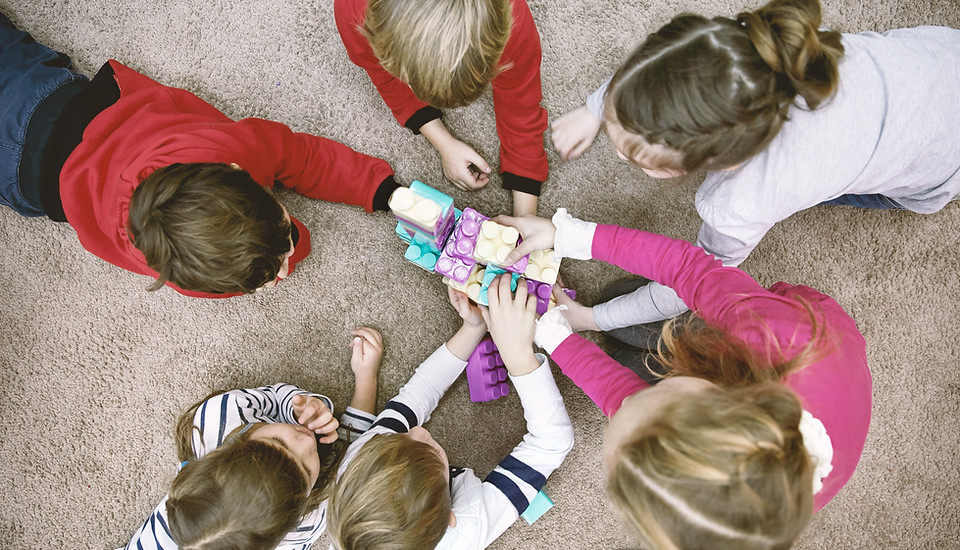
[1,0,959,548]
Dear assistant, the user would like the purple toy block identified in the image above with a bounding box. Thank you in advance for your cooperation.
[465,337,509,402]
[525,280,579,315]
[447,208,488,262]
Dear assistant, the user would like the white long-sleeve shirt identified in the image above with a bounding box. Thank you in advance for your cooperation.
[121,383,374,550]
[337,344,574,549]
[585,26,960,327]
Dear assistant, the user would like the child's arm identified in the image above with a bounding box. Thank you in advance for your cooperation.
[367,288,486,435]
[192,383,334,458]
[489,0,548,216]
[550,77,609,161]
[473,276,574,545]
[339,327,384,442]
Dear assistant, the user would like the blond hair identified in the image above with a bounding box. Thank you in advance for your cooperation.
[608,303,833,548]
[363,0,512,108]
[607,0,844,173]
[327,433,451,550]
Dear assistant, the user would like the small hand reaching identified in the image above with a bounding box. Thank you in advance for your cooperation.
[292,395,340,443]
[491,214,558,265]
[480,275,540,376]
[551,105,603,162]
[350,327,384,382]
[439,139,491,191]
[448,286,486,331]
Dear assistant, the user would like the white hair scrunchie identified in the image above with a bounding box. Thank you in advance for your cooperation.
[799,410,834,495]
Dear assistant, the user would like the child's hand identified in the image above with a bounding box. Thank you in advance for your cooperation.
[553,284,600,332]
[551,105,602,162]
[350,327,383,382]
[448,287,486,331]
[292,395,340,443]
[439,138,492,191]
[481,275,540,376]
[490,214,557,265]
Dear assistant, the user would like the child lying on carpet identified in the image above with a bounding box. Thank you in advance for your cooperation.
[1,11,402,298]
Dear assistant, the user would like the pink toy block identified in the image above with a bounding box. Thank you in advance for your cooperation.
[435,214,479,283]
[465,337,509,402]
[473,221,529,273]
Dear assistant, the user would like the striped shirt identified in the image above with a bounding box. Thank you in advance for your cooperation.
[338,345,574,549]
[121,383,375,550]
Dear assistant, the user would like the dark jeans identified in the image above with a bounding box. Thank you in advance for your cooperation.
[820,193,904,209]
[0,12,87,216]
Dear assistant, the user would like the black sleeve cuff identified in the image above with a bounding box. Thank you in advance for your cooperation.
[404,106,443,135]
[372,175,402,212]
[501,172,543,197]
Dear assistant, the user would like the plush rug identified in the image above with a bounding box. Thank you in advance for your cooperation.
[0,0,958,548]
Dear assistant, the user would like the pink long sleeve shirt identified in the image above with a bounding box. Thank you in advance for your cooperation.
[550,224,872,511]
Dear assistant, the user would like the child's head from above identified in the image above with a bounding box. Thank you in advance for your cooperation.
[602,313,829,549]
[328,429,452,550]
[605,0,843,177]
[363,0,511,108]
[166,422,326,550]
[128,163,295,295]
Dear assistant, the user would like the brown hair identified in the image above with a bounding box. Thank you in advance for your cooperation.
[327,433,451,550]
[607,303,832,548]
[166,390,343,549]
[362,0,512,108]
[128,163,292,294]
[607,0,844,173]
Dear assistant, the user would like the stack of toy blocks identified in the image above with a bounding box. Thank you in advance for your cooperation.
[464,337,509,402]
[389,181,571,402]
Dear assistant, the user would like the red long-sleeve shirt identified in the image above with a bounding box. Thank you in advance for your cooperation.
[551,224,872,512]
[59,60,395,298]
[334,0,548,194]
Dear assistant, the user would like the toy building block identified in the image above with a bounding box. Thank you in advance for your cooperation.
[526,280,578,315]
[473,220,529,273]
[521,490,555,525]
[390,182,457,248]
[465,337,509,402]
[404,235,441,272]
[477,266,519,306]
[443,265,485,303]
[523,249,561,285]
[446,208,488,262]
[435,211,478,283]
[395,221,415,244]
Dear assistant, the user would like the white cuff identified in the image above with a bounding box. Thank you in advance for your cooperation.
[534,306,574,353]
[552,208,597,260]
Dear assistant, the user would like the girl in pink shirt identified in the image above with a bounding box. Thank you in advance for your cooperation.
[495,210,871,549]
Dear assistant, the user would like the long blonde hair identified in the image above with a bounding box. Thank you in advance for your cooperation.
[607,0,844,173]
[363,0,512,108]
[608,303,832,549]
[327,433,451,550]
[166,390,342,549]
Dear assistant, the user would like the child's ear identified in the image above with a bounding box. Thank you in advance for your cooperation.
[449,511,457,528]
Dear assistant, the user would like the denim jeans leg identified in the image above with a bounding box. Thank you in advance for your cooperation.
[819,193,904,210]
[0,12,88,216]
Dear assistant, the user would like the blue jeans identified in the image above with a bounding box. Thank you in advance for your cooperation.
[820,193,904,209]
[0,12,88,216]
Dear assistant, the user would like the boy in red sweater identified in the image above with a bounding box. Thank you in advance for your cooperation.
[1,12,400,298]
[334,0,547,217]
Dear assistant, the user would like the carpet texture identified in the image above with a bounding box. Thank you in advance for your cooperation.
[0,0,958,548]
